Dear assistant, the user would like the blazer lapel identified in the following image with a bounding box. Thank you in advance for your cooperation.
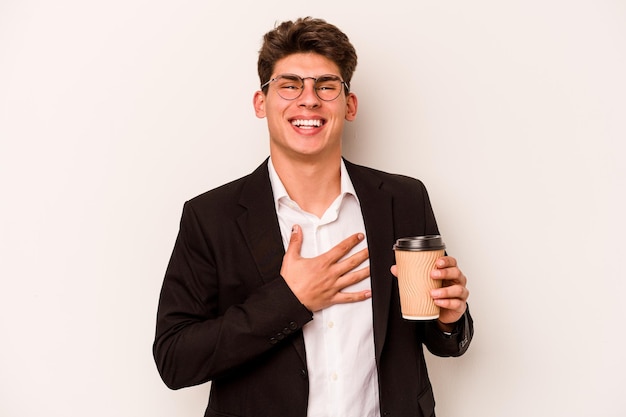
[236,159,307,365]
[345,160,395,361]
[237,161,285,284]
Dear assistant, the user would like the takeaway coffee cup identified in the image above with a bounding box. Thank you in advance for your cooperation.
[393,235,446,320]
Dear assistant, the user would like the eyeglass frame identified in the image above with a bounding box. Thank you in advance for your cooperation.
[260,73,350,101]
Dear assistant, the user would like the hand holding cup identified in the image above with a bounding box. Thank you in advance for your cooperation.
[392,236,468,323]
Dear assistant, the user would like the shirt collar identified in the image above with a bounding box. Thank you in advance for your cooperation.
[268,158,358,211]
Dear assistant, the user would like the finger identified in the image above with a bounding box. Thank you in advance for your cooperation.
[431,267,467,286]
[331,289,372,305]
[323,233,365,264]
[431,285,469,301]
[333,247,369,276]
[433,297,467,313]
[435,256,457,269]
[390,265,398,277]
[284,224,303,259]
[336,266,370,290]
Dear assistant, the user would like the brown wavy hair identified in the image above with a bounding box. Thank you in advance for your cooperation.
[257,17,358,94]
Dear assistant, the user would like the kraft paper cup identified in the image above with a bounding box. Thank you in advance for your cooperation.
[393,235,446,320]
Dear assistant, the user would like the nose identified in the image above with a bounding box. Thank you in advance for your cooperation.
[297,78,321,107]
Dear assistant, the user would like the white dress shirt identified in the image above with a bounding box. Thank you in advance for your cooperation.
[269,158,381,417]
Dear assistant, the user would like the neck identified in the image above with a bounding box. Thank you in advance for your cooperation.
[271,154,342,218]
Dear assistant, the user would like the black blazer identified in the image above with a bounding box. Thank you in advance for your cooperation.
[154,159,473,417]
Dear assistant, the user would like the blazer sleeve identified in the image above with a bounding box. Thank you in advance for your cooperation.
[424,306,474,357]
[403,175,474,358]
[152,201,313,390]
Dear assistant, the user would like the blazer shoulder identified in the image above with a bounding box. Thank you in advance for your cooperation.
[186,160,271,212]
[187,176,247,208]
[344,159,428,193]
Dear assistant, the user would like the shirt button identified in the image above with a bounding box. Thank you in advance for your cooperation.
[331,372,338,381]
[327,321,334,329]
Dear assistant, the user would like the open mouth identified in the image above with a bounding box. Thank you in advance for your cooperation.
[290,119,324,129]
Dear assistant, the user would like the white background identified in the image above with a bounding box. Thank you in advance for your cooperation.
[1,1,625,416]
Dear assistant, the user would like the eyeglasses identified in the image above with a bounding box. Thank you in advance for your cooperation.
[260,73,349,101]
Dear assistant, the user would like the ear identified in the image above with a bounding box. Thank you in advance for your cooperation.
[253,91,266,118]
[345,92,358,121]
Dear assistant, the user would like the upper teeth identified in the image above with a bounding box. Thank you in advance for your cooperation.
[292,119,322,127]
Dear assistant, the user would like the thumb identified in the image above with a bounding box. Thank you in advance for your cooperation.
[285,224,303,258]
[390,264,398,277]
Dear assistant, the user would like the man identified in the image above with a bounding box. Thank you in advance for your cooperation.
[153,17,473,417]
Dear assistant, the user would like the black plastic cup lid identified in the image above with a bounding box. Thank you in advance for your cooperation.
[393,235,446,251]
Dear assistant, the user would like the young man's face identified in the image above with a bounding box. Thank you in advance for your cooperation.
[253,52,357,164]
